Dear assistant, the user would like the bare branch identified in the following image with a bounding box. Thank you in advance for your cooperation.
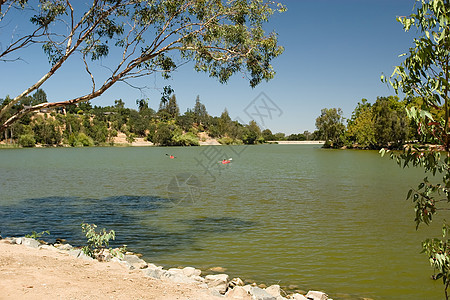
[0,0,283,134]
[0,1,122,119]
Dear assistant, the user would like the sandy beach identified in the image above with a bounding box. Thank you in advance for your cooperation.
[0,240,222,300]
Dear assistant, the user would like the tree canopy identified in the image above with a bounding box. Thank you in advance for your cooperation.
[0,0,285,133]
[381,0,450,298]
[315,107,345,148]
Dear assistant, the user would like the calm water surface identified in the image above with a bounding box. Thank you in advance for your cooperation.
[0,145,443,299]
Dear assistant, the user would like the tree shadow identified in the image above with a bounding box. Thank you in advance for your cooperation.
[0,196,257,258]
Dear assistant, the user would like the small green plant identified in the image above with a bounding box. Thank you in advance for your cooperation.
[25,230,50,239]
[80,223,127,260]
[81,223,116,258]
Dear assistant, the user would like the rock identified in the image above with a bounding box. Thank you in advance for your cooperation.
[142,267,166,279]
[54,243,73,251]
[22,238,41,248]
[162,269,197,284]
[168,268,184,274]
[182,266,201,277]
[209,288,224,298]
[228,277,245,289]
[78,251,95,261]
[39,245,57,251]
[265,285,281,298]
[209,266,227,273]
[96,249,112,262]
[249,286,277,300]
[225,286,252,299]
[146,263,159,269]
[287,285,300,291]
[68,249,82,258]
[258,283,268,289]
[291,294,308,300]
[198,283,209,289]
[205,273,229,294]
[191,275,206,284]
[111,257,121,263]
[122,254,147,270]
[242,285,252,294]
[98,252,112,262]
[67,248,94,261]
[305,291,328,300]
[1,237,14,244]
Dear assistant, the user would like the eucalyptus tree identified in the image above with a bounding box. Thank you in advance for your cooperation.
[0,0,285,133]
[315,107,345,147]
[372,96,410,148]
[381,0,450,297]
[347,99,375,148]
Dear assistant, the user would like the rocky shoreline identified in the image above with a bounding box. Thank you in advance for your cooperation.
[0,236,331,300]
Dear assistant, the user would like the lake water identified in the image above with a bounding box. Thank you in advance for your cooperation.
[0,145,443,299]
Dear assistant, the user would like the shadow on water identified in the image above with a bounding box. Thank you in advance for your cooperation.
[0,196,257,258]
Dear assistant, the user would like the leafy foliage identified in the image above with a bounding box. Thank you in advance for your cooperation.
[380,1,450,298]
[315,108,345,148]
[80,223,116,258]
[18,133,36,147]
[0,0,285,132]
[25,230,50,239]
[80,223,127,260]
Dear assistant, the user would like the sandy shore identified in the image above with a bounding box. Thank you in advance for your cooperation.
[0,240,222,300]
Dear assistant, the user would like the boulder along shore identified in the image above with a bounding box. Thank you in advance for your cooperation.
[0,236,331,300]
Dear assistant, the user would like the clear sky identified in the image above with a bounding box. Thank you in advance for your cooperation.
[0,0,417,134]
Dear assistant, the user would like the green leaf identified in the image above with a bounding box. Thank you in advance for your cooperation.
[407,189,413,200]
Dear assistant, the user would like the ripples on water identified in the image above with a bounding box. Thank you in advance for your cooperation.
[0,145,443,299]
[0,195,256,258]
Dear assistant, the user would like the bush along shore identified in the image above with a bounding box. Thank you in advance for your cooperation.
[0,235,332,300]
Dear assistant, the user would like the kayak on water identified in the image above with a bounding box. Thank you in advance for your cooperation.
[221,158,232,164]
[166,154,176,159]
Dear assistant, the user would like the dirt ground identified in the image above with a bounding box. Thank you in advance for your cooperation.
[0,240,222,300]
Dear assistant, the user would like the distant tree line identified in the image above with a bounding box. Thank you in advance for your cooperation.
[315,95,433,149]
[0,89,316,147]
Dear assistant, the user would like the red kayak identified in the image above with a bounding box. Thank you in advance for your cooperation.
[221,159,231,164]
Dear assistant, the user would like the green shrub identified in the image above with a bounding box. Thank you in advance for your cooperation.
[18,134,36,147]
[77,132,94,147]
[67,133,78,147]
[81,223,115,258]
[65,132,94,147]
[172,132,199,146]
[217,137,243,145]
[126,132,136,143]
[80,223,127,260]
[217,136,233,145]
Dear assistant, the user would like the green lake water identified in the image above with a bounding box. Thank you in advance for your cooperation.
[0,145,444,299]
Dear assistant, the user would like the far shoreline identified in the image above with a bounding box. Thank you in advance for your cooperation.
[0,139,326,148]
[267,141,325,145]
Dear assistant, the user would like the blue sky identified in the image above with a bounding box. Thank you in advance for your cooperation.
[0,0,417,134]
